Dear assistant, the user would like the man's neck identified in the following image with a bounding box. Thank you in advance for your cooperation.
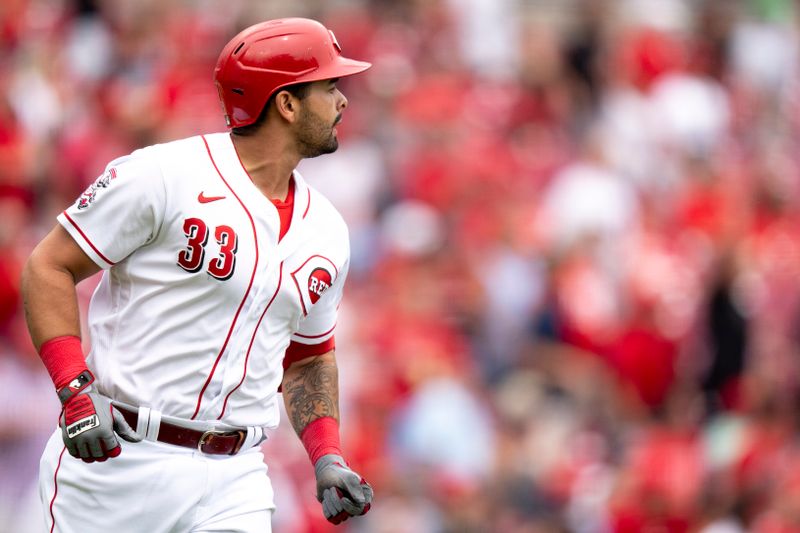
[230,131,300,201]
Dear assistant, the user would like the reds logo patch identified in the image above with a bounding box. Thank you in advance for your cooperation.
[291,255,339,315]
[308,268,332,304]
[76,168,117,210]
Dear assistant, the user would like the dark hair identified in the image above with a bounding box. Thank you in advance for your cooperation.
[231,82,312,136]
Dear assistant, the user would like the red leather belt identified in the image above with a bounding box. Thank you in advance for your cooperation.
[117,406,247,456]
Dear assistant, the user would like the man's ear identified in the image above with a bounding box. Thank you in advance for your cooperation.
[274,90,298,123]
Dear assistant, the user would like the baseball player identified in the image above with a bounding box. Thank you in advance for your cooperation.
[22,18,373,532]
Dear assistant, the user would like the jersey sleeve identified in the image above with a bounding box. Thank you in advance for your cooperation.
[57,149,166,269]
[283,258,349,367]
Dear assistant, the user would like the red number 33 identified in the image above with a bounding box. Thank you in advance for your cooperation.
[177,218,238,279]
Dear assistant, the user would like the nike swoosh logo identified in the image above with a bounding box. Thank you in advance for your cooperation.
[198,192,226,204]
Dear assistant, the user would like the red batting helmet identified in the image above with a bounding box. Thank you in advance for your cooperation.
[214,18,372,128]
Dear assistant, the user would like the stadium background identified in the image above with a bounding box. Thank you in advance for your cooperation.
[1,0,800,531]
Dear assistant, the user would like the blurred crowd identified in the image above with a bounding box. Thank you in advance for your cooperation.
[2,0,800,531]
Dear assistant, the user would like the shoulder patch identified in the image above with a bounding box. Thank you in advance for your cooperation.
[308,267,332,304]
[291,255,339,315]
[76,168,118,210]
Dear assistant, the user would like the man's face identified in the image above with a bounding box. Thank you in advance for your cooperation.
[294,79,347,158]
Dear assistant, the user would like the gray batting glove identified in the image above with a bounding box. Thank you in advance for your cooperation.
[58,371,141,463]
[314,454,373,524]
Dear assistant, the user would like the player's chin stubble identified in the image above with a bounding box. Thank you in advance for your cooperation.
[296,108,339,158]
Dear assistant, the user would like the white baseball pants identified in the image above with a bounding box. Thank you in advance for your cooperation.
[39,429,274,533]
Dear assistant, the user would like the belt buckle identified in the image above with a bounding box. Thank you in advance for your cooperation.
[198,429,247,455]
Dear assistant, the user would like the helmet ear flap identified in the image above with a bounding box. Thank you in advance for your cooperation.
[213,17,371,129]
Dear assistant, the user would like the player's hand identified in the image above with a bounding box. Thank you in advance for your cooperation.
[314,454,373,524]
[58,371,142,463]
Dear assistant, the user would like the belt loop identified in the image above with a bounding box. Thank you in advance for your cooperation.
[146,408,162,441]
[136,406,151,438]
[241,426,265,451]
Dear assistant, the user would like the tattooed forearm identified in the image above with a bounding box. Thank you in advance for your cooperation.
[283,357,339,435]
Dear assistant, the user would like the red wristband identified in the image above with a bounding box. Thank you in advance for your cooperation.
[300,416,343,465]
[39,335,88,390]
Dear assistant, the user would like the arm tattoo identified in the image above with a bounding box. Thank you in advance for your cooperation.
[283,358,339,435]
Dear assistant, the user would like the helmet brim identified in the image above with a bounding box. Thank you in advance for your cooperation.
[303,56,372,83]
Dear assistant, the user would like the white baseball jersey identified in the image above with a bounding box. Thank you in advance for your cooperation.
[57,132,350,429]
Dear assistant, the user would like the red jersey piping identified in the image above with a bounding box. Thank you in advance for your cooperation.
[293,324,337,340]
[302,188,311,219]
[62,212,116,266]
[231,137,298,241]
[290,255,339,316]
[216,262,284,420]
[49,446,67,533]
[191,135,261,420]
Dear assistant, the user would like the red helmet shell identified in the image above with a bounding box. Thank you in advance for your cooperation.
[214,18,371,128]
